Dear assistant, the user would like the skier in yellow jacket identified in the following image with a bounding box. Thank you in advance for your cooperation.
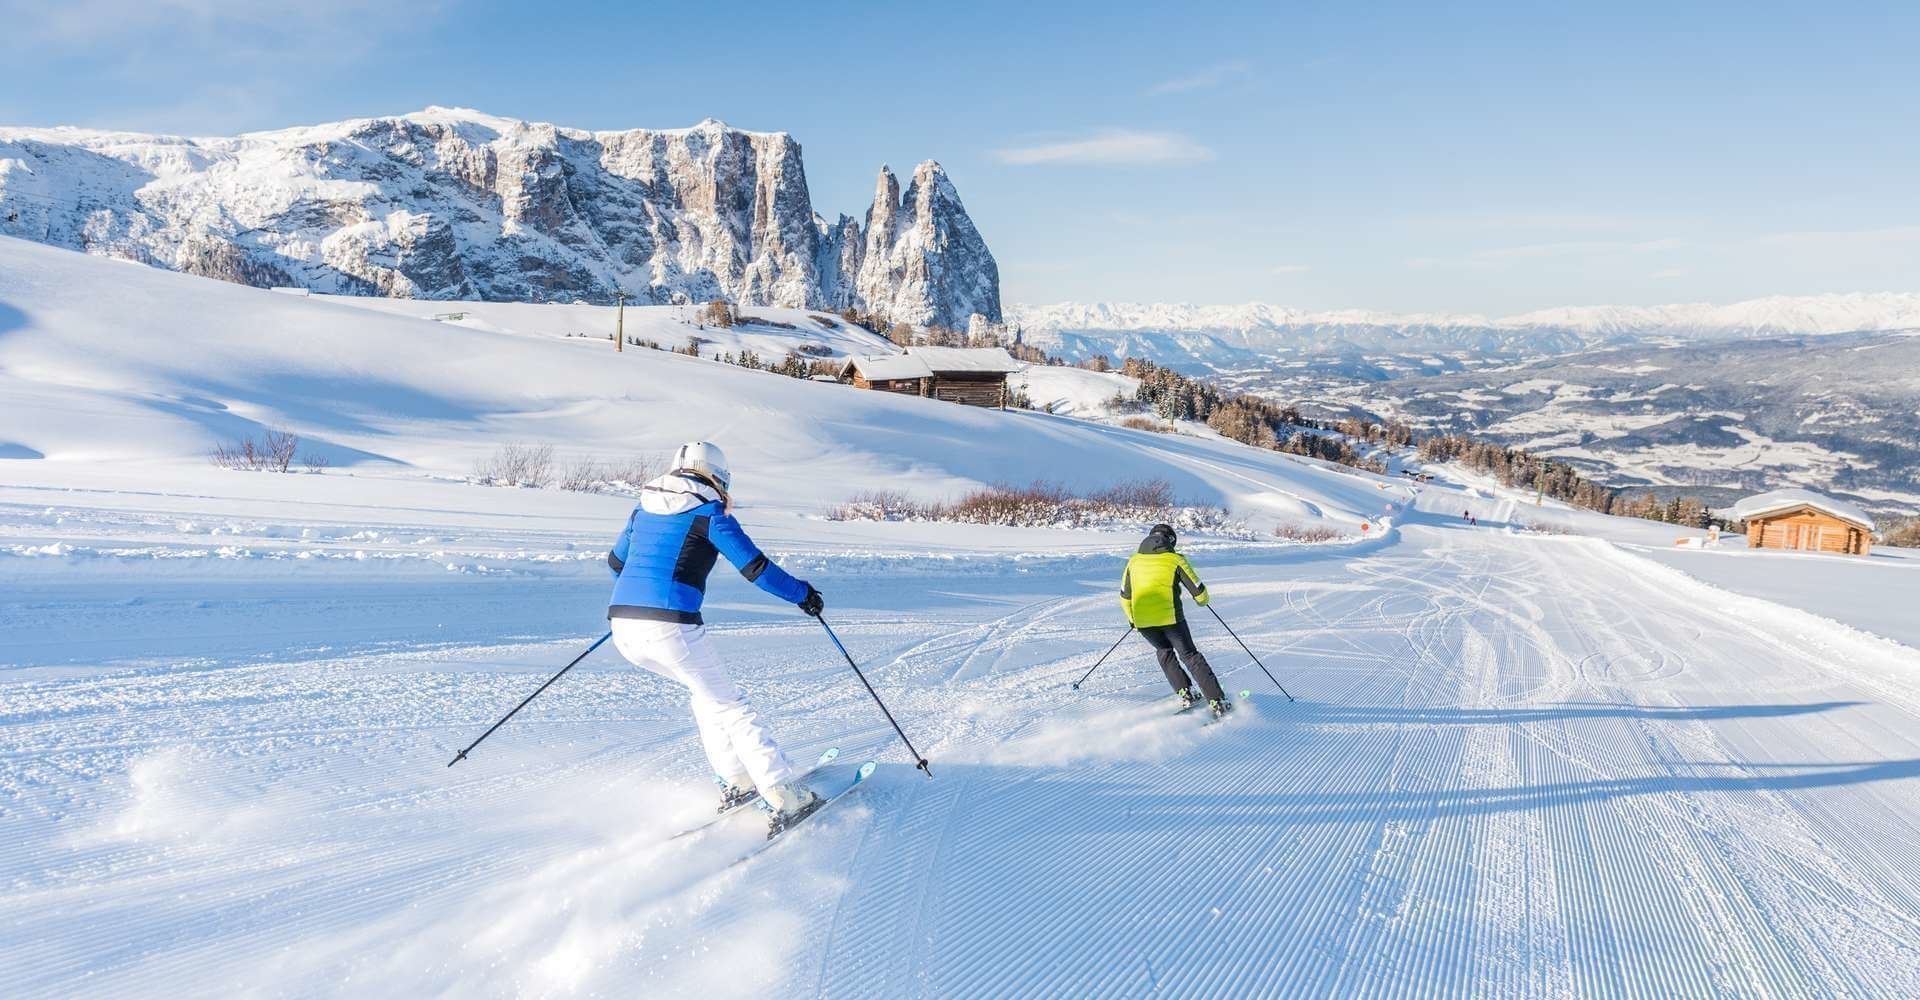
[1120,523,1232,717]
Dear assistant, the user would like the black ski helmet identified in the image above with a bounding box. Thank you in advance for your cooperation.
[1149,522,1177,548]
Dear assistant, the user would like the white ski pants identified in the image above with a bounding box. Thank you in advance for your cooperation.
[610,619,796,790]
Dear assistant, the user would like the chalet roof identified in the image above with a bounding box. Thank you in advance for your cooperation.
[904,346,1025,374]
[842,353,933,380]
[1730,489,1876,531]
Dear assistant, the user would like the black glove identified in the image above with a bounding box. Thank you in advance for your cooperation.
[799,585,824,618]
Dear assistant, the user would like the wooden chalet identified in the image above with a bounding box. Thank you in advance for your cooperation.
[1731,489,1875,556]
[840,347,1025,409]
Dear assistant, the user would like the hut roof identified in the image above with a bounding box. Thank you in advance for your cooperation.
[842,354,934,380]
[904,346,1025,374]
[1730,489,1875,531]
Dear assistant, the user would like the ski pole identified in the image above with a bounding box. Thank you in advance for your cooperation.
[447,631,611,767]
[1070,627,1135,690]
[1206,605,1295,702]
[815,614,933,779]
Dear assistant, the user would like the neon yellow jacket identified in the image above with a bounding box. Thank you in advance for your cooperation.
[1120,536,1208,627]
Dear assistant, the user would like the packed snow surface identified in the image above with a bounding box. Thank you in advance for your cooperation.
[5,237,1920,997]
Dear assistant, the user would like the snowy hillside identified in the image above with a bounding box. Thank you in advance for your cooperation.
[0,236,1387,533]
[0,108,1001,329]
[7,235,1920,997]
[316,295,901,365]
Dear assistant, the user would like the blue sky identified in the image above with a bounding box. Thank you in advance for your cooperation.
[2,1,1916,312]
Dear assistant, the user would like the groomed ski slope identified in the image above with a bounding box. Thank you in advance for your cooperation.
[7,493,1920,997]
[4,237,1920,997]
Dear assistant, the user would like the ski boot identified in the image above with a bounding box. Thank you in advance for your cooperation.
[764,782,824,838]
[716,780,760,814]
[1175,687,1198,713]
[1209,697,1235,719]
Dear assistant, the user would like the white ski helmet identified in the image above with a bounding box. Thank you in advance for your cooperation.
[671,441,732,493]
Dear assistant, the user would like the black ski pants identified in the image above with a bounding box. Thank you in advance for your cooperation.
[1139,620,1224,701]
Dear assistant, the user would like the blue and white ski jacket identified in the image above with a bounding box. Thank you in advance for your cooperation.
[606,473,810,624]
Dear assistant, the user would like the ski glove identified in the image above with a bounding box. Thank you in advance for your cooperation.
[799,586,825,618]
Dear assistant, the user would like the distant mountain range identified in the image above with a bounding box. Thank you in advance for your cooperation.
[0,107,1001,329]
[1008,295,1920,367]
[1009,299,1920,517]
[1300,331,1920,516]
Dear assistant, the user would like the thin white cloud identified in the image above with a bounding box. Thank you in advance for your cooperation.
[1649,267,1688,279]
[1406,209,1701,235]
[1,0,421,49]
[1270,264,1310,275]
[1752,224,1920,248]
[1417,236,1688,268]
[1148,59,1252,96]
[0,0,450,133]
[994,130,1214,166]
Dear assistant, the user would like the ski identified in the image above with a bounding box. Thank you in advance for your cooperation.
[666,746,839,842]
[1200,690,1254,726]
[726,759,877,866]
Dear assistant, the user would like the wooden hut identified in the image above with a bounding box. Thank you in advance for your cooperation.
[840,354,934,396]
[1731,489,1875,556]
[909,347,1024,408]
[840,347,1025,409]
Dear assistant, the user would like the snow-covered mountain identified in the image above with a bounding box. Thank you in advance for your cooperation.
[0,107,1001,329]
[1009,294,1920,362]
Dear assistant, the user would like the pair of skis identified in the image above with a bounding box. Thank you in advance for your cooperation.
[671,746,877,852]
[1175,689,1254,724]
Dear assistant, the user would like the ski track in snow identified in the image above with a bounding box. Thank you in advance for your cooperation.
[5,505,1920,997]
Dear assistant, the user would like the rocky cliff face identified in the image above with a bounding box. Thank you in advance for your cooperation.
[856,162,1002,330]
[0,107,1001,326]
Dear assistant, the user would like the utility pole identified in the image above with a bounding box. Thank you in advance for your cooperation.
[614,290,626,352]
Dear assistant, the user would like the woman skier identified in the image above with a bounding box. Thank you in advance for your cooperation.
[605,441,827,832]
[1120,523,1233,718]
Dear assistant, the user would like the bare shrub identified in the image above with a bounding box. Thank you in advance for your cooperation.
[1119,416,1170,433]
[1881,517,1920,548]
[1086,478,1173,510]
[828,479,1242,535]
[210,427,302,473]
[1274,523,1345,543]
[474,443,554,487]
[210,438,260,470]
[829,490,936,521]
[946,481,1077,526]
[302,452,331,474]
[560,453,665,494]
[560,458,607,493]
[1517,520,1578,536]
[701,301,736,328]
[264,428,299,473]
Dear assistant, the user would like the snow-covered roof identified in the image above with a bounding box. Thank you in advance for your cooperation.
[904,346,1025,374]
[1730,489,1876,530]
[844,354,933,380]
